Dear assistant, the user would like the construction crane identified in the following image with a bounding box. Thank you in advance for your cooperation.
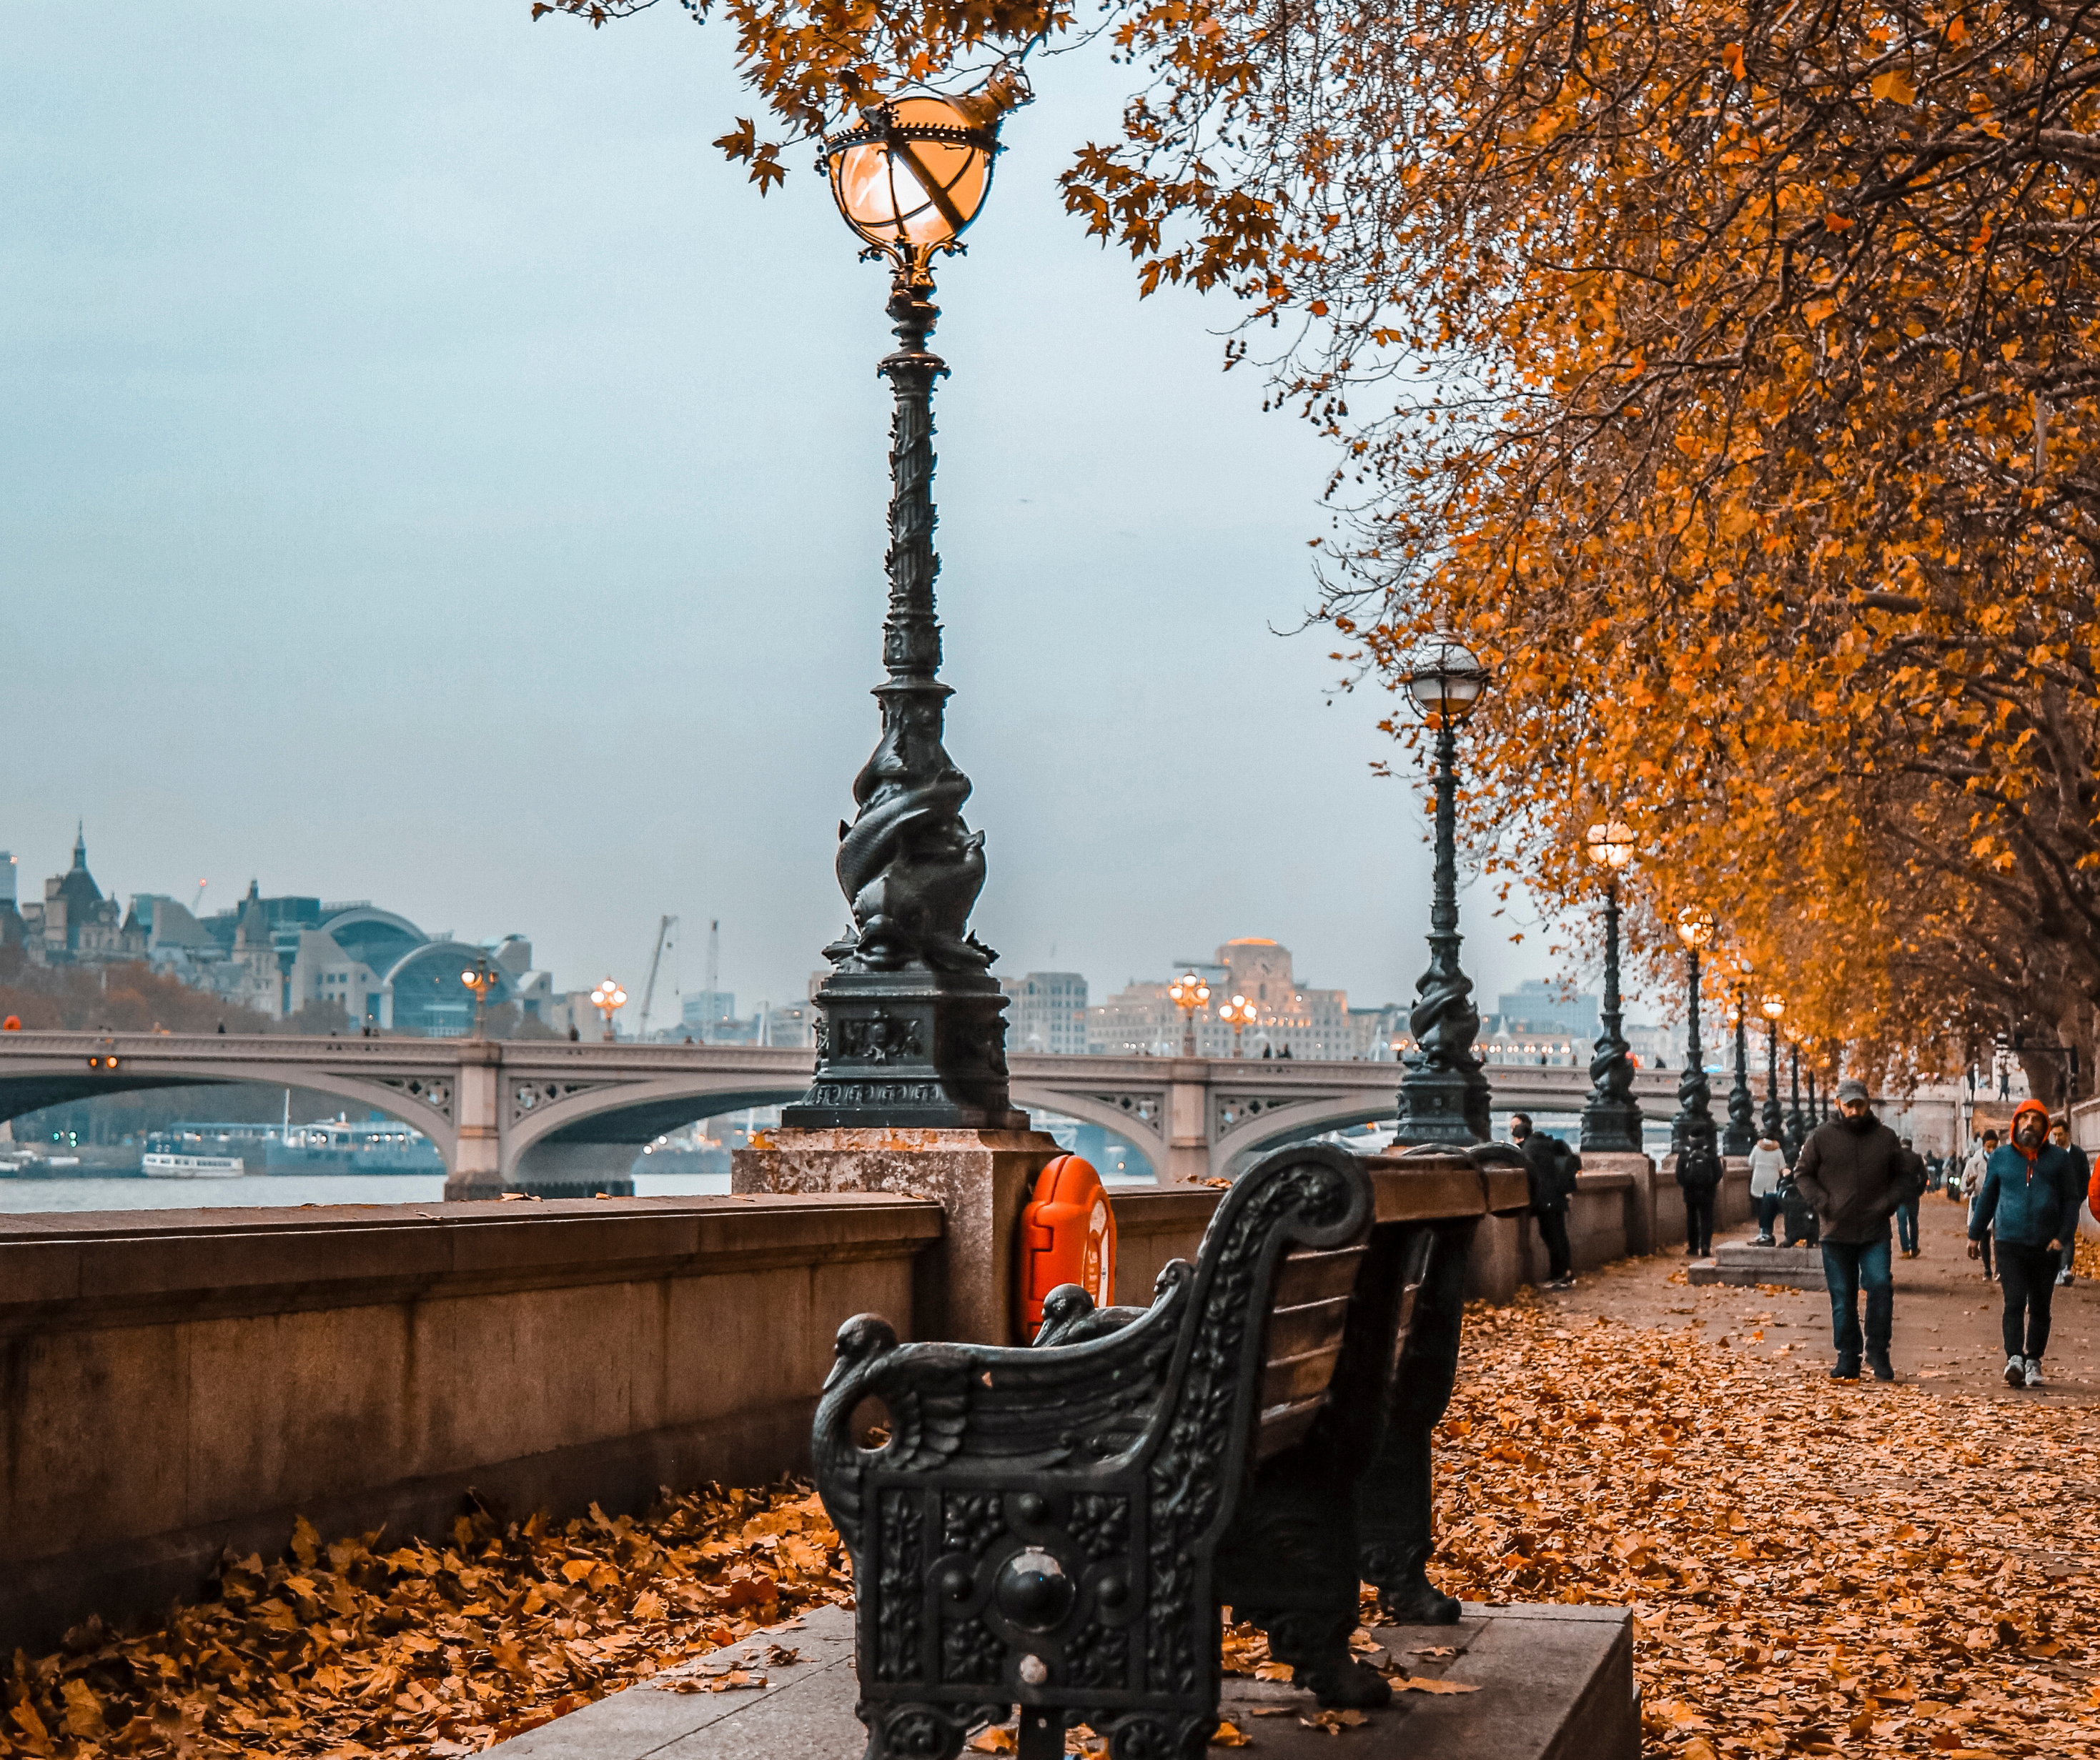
[638,915,679,1040]
[192,879,209,911]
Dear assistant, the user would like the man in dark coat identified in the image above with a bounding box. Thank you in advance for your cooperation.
[1510,1113,1580,1291]
[1793,1077,1924,1382]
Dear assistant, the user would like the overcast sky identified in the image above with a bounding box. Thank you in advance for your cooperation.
[1,3,1658,1028]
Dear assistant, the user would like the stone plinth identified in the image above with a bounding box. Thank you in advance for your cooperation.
[487,1601,1638,1760]
[1576,1150,1657,1256]
[732,1128,1061,1346]
[1690,1238,1829,1289]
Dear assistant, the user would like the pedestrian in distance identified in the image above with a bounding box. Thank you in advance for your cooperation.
[1510,1113,1580,1290]
[1896,1135,1927,1258]
[1793,1078,1925,1382]
[1968,1099,2085,1389]
[2047,1120,2088,1287]
[1963,1131,1999,1276]
[1748,1134,1788,1244]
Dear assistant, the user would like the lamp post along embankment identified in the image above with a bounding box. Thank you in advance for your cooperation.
[730,81,1064,1346]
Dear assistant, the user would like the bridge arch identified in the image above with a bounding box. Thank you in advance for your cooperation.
[1007,1084,1169,1176]
[500,1073,813,1180]
[0,1063,458,1168]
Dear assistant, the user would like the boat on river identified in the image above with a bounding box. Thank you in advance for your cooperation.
[142,1151,246,1178]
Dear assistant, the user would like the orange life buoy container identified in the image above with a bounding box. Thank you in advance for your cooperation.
[1016,1153,1117,1338]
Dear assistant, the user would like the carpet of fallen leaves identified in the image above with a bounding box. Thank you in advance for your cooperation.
[1,1484,848,1759]
[1433,1299,2100,1759]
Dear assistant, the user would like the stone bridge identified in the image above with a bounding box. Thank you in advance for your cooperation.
[0,1031,1727,1190]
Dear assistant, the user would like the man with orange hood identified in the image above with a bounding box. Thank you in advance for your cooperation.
[1968,1098,2085,1389]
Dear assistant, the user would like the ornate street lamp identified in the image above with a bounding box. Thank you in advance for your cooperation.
[1670,908,1722,1187]
[1723,954,1757,1157]
[1219,993,1258,1058]
[783,83,1034,1132]
[1759,993,1786,1141]
[590,976,628,1042]
[460,956,498,1038]
[1783,1025,1808,1160]
[1394,632,1493,1145]
[1580,820,1642,1153]
[1169,970,1212,1057]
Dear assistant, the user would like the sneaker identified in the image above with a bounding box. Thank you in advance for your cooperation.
[2024,1358,2046,1389]
[2004,1354,2026,1388]
[2057,1271,2073,1287]
[1866,1351,1894,1382]
[1831,1358,1860,1381]
[1753,1233,1774,1246]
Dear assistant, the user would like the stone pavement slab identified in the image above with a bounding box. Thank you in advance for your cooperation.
[487,1602,1636,1760]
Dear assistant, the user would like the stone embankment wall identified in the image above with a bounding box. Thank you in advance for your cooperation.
[0,1195,938,1655]
[4,1148,1736,1654]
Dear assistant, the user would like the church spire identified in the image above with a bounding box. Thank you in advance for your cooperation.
[72,822,86,870]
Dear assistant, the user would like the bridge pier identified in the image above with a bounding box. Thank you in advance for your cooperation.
[447,1043,505,1199]
[1165,1060,1209,1184]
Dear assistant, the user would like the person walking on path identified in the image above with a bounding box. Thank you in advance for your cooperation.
[1510,1113,1580,1291]
[1794,1078,1923,1382]
[1748,1135,1788,1244]
[2048,1120,2088,1287]
[1968,1098,2084,1388]
[1963,1130,1999,1277]
[1896,1136,1927,1258]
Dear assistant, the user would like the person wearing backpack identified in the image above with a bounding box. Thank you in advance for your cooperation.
[1510,1113,1580,1291]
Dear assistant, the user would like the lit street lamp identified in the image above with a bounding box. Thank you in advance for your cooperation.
[590,976,628,1043]
[1219,993,1258,1058]
[460,957,498,1038]
[1759,993,1786,1141]
[1670,908,1723,1190]
[1394,632,1493,1145]
[1723,954,1757,1157]
[783,81,1035,1133]
[1169,970,1212,1058]
[1579,820,1642,1153]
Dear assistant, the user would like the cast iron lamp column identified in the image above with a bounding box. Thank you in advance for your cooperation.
[1220,993,1257,1058]
[1670,909,1723,1186]
[590,976,627,1043]
[1579,820,1643,1153]
[1759,993,1786,1140]
[785,84,1034,1130]
[1169,971,1212,1058]
[460,957,497,1039]
[1723,958,1757,1157]
[1783,1030,1808,1160]
[1393,632,1493,1145]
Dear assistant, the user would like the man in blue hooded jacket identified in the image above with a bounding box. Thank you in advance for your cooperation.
[1969,1097,2084,1389]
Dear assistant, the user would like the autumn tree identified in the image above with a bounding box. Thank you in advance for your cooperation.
[541,0,2100,1095]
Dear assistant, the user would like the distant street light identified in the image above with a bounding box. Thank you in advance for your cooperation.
[590,977,628,1042]
[1580,819,1641,1153]
[1219,993,1258,1058]
[783,79,1034,1133]
[1169,970,1212,1058]
[460,957,497,1038]
[1670,908,1722,1190]
[1394,632,1493,1145]
[1723,953,1757,1157]
[1759,993,1786,1141]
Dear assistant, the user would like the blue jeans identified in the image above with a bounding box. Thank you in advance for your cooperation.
[1821,1233,1894,1363]
[1896,1200,1920,1253]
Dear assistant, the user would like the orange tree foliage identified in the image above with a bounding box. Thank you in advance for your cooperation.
[540,0,2100,1090]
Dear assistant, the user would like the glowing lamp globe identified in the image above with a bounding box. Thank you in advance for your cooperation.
[825,95,999,259]
[1584,820,1636,870]
[1675,907,1715,950]
[1760,993,1786,1023]
[1400,631,1490,726]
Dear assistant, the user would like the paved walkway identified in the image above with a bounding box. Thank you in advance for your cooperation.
[1535,1184,2100,1402]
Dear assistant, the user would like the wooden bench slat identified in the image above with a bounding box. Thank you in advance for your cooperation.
[1262,1341,1344,1410]
[1254,1393,1327,1458]
[1266,1293,1352,1361]
[1272,1243,1366,1305]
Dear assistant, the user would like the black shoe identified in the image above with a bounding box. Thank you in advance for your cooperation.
[1378,1578,1462,1626]
[1866,1351,1894,1382]
[1831,1358,1860,1381]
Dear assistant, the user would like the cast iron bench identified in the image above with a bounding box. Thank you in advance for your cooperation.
[812,1141,1525,1760]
